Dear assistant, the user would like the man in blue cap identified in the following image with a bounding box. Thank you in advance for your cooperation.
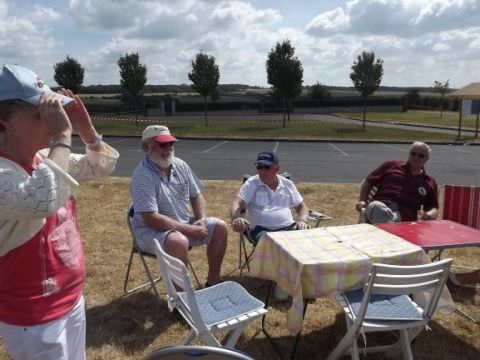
[230,150,309,299]
[230,150,309,244]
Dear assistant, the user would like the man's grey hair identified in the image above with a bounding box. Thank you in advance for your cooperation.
[141,138,154,152]
[410,141,431,155]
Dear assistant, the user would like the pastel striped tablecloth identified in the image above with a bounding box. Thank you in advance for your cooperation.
[249,223,429,335]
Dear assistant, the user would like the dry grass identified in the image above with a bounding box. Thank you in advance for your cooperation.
[1,178,479,359]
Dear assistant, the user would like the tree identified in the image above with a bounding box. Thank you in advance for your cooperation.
[117,52,147,125]
[432,79,450,119]
[406,88,420,107]
[188,52,220,127]
[350,51,384,129]
[310,82,331,100]
[53,56,84,93]
[266,40,303,127]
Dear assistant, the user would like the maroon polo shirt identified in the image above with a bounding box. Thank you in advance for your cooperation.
[366,160,439,221]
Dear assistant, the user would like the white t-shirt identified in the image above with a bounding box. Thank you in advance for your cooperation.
[238,174,303,229]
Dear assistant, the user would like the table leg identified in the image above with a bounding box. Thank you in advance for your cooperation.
[290,302,309,359]
[262,281,284,360]
[261,281,310,360]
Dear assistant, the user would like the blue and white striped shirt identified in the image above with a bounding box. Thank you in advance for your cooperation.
[130,156,203,239]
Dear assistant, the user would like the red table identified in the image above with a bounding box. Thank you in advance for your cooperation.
[378,220,479,323]
[376,220,480,251]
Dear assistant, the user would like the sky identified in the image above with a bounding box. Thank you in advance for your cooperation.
[1,0,479,88]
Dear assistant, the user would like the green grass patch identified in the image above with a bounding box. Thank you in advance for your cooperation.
[342,110,479,129]
[91,115,468,142]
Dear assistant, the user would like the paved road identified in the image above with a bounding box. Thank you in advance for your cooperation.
[81,137,479,185]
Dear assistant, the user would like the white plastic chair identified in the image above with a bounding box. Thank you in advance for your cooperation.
[124,204,200,300]
[327,258,452,360]
[144,345,254,360]
[153,239,267,349]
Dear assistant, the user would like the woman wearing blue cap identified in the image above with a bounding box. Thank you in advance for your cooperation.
[0,65,119,360]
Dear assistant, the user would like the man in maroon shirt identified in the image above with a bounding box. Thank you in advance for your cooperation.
[356,141,439,224]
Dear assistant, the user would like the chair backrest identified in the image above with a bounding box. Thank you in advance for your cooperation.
[242,171,291,184]
[144,345,254,360]
[358,185,378,223]
[357,258,452,321]
[443,184,480,229]
[153,240,205,329]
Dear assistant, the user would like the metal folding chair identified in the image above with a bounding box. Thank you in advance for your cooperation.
[358,185,378,223]
[124,204,201,300]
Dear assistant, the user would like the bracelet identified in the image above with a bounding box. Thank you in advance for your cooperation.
[85,134,102,149]
[50,140,72,151]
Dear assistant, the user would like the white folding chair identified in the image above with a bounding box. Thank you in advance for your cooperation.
[238,173,332,275]
[327,258,452,360]
[154,239,267,349]
[144,345,254,360]
[124,204,200,300]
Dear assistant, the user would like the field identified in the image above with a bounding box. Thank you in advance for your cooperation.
[2,178,478,359]
[88,114,475,143]
[342,110,479,130]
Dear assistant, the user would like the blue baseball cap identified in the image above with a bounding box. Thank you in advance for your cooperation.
[0,64,73,106]
[255,150,279,165]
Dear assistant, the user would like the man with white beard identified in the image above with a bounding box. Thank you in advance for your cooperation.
[130,125,227,286]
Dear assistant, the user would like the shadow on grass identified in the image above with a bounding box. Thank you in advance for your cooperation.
[448,281,478,305]
[85,274,275,356]
[254,310,480,360]
[86,291,174,354]
[228,273,480,360]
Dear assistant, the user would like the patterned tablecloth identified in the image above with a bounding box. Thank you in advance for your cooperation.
[249,223,429,335]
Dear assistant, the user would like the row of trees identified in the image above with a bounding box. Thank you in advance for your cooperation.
[52,41,448,129]
[53,43,386,129]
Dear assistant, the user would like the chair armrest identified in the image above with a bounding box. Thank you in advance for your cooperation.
[308,209,332,221]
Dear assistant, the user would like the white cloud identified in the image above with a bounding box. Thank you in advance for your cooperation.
[31,5,62,22]
[211,0,282,29]
[71,0,285,85]
[68,0,153,30]
[307,0,480,38]
[305,8,350,36]
[0,2,58,66]
[0,0,7,19]
[1,0,478,88]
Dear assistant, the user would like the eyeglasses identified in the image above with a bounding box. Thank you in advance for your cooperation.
[157,142,174,149]
[256,164,271,170]
[410,151,426,158]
